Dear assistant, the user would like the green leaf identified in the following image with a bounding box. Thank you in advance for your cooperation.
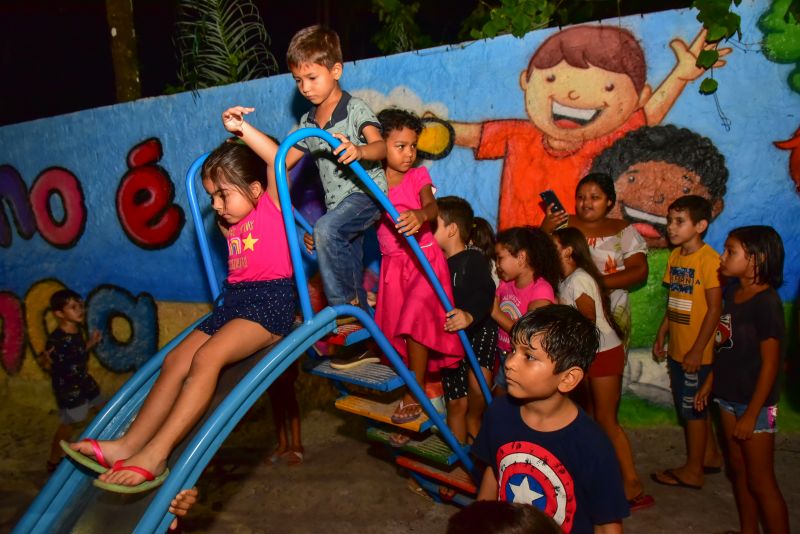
[699,77,719,94]
[705,24,727,42]
[696,49,720,68]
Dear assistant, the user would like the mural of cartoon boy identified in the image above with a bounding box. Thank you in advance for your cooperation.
[590,125,728,248]
[450,25,729,229]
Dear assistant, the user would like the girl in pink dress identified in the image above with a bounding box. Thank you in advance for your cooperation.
[374,109,463,424]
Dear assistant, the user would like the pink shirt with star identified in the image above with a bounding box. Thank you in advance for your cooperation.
[226,194,292,283]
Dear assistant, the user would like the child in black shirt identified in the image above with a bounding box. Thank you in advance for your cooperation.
[44,289,103,471]
[434,196,498,444]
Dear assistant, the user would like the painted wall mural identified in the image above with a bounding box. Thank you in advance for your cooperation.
[1,4,798,416]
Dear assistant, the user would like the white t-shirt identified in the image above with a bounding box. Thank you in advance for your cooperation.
[558,268,622,352]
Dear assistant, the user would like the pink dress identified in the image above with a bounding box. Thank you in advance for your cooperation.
[375,167,464,371]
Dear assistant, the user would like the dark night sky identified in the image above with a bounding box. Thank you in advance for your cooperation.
[0,0,689,127]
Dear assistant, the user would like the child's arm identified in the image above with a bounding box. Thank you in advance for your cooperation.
[694,371,713,411]
[652,313,669,362]
[396,185,437,237]
[527,299,552,312]
[86,330,102,351]
[682,286,722,373]
[332,124,386,164]
[734,337,780,440]
[573,294,597,323]
[40,345,54,372]
[444,308,473,332]
[491,296,514,334]
[450,121,482,149]
[604,253,647,291]
[221,106,304,174]
[477,466,498,500]
[643,28,732,126]
[594,522,623,534]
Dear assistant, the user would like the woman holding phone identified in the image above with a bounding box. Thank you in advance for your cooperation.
[541,172,653,511]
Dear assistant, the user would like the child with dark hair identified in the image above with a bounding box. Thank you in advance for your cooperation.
[695,226,789,534]
[652,195,723,491]
[491,227,561,392]
[434,196,498,443]
[372,108,463,425]
[589,125,728,247]
[43,288,103,472]
[474,305,629,533]
[470,216,499,285]
[553,227,653,510]
[447,500,561,534]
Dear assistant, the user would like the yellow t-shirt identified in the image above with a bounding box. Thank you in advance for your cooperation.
[663,244,721,364]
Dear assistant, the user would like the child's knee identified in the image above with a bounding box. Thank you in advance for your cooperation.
[447,397,468,416]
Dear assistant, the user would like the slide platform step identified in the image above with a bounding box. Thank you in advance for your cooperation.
[411,473,475,507]
[366,427,467,466]
[335,395,434,432]
[306,360,404,392]
[396,456,477,494]
[326,323,371,346]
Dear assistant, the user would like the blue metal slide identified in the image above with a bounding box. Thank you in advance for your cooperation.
[15,128,491,533]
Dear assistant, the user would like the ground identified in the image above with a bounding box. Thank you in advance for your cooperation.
[3,391,799,533]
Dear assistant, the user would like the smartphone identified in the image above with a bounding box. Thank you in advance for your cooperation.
[539,189,565,214]
[539,189,568,230]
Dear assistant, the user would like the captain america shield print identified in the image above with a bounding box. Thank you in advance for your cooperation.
[496,441,576,532]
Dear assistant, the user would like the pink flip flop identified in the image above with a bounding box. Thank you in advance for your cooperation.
[93,460,170,494]
[60,438,111,474]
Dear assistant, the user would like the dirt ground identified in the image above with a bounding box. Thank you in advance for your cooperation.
[3,391,799,534]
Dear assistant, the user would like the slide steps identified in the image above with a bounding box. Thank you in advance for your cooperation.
[305,359,404,392]
[396,456,476,495]
[366,426,468,467]
[335,394,434,433]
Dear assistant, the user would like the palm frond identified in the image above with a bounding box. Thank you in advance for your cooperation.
[174,0,278,91]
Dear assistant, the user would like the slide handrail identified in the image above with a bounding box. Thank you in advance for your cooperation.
[274,128,492,404]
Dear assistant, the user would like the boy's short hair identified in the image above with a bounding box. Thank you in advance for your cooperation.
[286,25,342,69]
[511,305,599,373]
[527,25,646,92]
[437,196,474,244]
[50,289,82,312]
[377,108,423,137]
[668,195,712,225]
[447,500,561,534]
[589,125,728,203]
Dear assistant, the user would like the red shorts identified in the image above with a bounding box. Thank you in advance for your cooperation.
[588,345,625,378]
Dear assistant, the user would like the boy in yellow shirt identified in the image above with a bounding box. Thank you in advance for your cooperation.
[652,195,723,489]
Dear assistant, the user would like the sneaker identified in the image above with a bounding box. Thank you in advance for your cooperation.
[330,349,379,370]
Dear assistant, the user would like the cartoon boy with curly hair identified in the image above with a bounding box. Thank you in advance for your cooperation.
[589,124,729,248]
[450,25,729,229]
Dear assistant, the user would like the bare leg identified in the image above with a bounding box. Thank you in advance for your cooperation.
[280,362,303,465]
[101,320,280,486]
[446,397,468,444]
[588,375,644,500]
[69,329,210,465]
[465,367,492,442]
[267,382,289,460]
[392,338,427,421]
[704,413,723,469]
[719,409,760,534]
[654,418,707,488]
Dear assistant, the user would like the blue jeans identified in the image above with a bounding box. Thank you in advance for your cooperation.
[667,357,713,421]
[314,192,381,310]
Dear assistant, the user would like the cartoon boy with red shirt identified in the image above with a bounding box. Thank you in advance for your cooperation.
[450,25,730,229]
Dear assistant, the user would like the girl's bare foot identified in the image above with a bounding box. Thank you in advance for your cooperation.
[98,448,167,487]
[69,439,132,468]
[283,447,304,466]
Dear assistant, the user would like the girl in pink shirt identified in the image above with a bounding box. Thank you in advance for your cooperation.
[491,227,560,390]
[374,109,463,425]
[66,140,300,491]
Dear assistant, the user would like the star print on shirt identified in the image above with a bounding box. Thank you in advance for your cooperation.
[242,232,259,252]
[509,475,544,504]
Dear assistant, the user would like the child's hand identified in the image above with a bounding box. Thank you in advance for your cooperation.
[733,412,757,441]
[540,205,568,234]
[303,232,315,253]
[40,346,54,371]
[682,349,702,373]
[395,209,425,236]
[652,335,667,362]
[670,28,732,83]
[332,134,362,164]
[169,487,199,530]
[445,309,473,332]
[222,106,254,135]
[87,330,102,350]
[694,376,713,411]
[366,290,377,308]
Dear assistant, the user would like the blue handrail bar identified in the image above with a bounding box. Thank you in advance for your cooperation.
[274,128,492,404]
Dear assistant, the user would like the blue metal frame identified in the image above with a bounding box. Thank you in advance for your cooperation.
[16,129,494,534]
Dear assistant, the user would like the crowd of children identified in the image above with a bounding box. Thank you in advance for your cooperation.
[49,23,790,534]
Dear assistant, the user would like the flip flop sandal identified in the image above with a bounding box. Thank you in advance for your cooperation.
[284,450,304,466]
[627,492,655,512]
[389,432,411,448]
[93,460,170,494]
[391,400,422,424]
[60,439,111,474]
[650,469,702,490]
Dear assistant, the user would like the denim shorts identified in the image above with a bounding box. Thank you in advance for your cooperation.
[198,279,296,337]
[715,398,778,434]
[667,357,713,421]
